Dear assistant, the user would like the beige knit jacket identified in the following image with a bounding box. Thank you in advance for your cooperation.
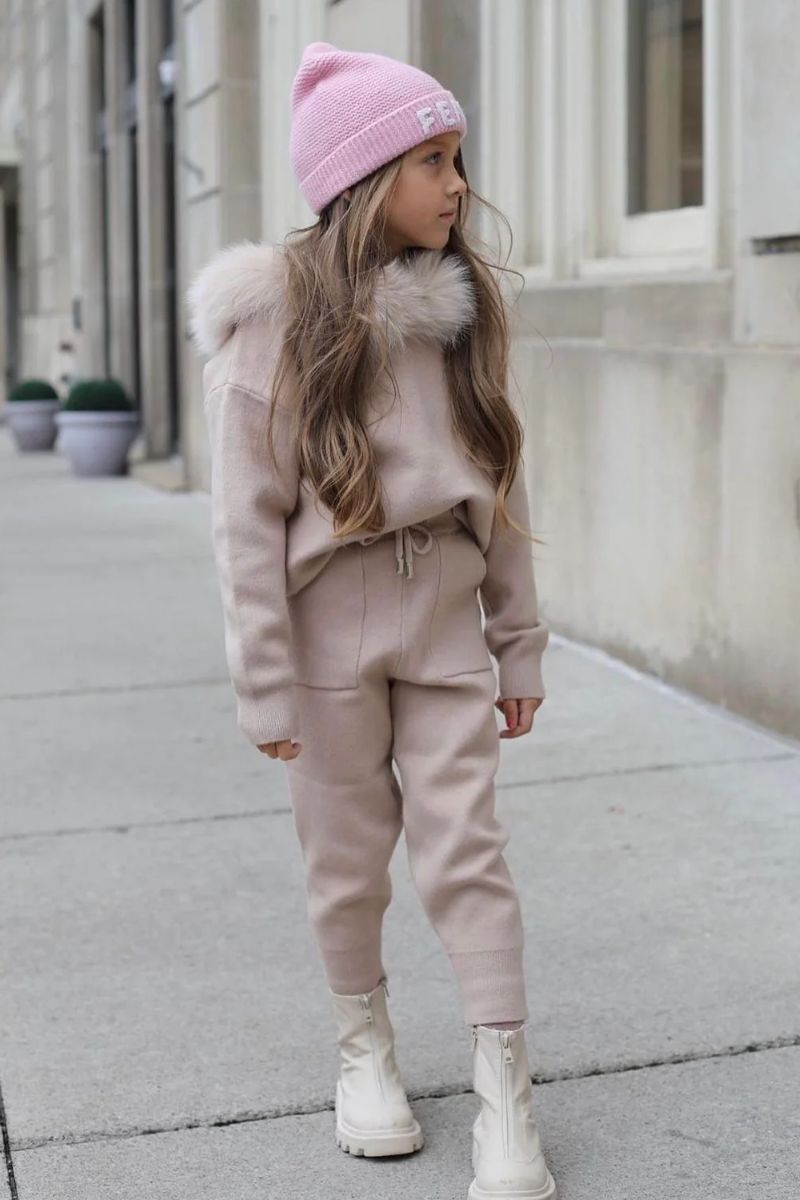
[187,241,549,747]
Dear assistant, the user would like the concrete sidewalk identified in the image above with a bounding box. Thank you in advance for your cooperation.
[1,424,798,1200]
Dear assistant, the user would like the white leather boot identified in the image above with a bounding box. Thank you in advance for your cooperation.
[330,975,424,1157]
[468,1023,557,1199]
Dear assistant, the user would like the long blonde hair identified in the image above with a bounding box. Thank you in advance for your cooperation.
[267,143,543,548]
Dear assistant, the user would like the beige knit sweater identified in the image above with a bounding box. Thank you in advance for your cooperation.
[187,241,549,747]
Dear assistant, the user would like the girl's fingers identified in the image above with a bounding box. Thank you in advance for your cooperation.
[495,697,519,736]
[496,696,543,738]
[257,740,302,759]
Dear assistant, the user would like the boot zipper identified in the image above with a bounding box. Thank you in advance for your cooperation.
[360,992,385,1101]
[500,1031,513,1158]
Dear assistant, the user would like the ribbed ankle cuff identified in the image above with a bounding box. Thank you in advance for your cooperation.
[448,946,529,1025]
[319,941,386,996]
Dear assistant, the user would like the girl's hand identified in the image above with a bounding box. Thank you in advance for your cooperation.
[494,696,543,739]
[257,739,303,760]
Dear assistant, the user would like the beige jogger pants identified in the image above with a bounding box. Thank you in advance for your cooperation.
[284,507,529,1025]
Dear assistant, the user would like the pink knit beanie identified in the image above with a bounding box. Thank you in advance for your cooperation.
[290,41,468,215]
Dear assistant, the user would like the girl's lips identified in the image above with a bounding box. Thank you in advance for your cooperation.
[439,212,456,221]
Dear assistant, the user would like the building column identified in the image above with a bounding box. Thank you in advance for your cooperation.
[177,0,261,489]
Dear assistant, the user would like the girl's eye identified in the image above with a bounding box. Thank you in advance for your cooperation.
[425,152,441,165]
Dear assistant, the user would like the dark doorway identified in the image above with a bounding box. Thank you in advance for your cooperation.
[124,0,142,409]
[2,181,19,393]
[89,6,111,373]
[161,0,180,452]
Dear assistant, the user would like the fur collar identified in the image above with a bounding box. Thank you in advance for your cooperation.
[186,240,477,358]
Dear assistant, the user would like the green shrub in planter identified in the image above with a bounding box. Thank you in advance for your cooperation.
[56,377,139,476]
[6,377,61,451]
[62,378,133,412]
[9,378,60,401]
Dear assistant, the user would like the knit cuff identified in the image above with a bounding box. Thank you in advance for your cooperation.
[496,647,546,702]
[448,946,529,1026]
[237,687,299,748]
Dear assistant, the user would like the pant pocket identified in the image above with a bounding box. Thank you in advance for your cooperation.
[428,533,493,677]
[288,544,365,688]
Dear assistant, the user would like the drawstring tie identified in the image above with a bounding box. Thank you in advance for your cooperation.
[358,524,434,579]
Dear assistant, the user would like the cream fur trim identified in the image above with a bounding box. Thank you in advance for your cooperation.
[185,240,477,358]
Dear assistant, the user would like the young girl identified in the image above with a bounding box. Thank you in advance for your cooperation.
[187,41,557,1200]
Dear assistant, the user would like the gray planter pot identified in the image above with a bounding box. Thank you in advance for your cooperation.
[55,410,140,477]
[6,398,60,451]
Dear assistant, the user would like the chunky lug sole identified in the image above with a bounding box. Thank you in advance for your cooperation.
[334,1079,424,1157]
[467,1168,558,1200]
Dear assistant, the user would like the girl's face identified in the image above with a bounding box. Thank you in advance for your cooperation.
[381,131,468,259]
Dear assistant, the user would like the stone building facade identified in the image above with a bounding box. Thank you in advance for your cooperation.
[1,0,798,738]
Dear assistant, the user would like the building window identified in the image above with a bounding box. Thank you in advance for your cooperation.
[627,0,704,215]
[572,0,722,276]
